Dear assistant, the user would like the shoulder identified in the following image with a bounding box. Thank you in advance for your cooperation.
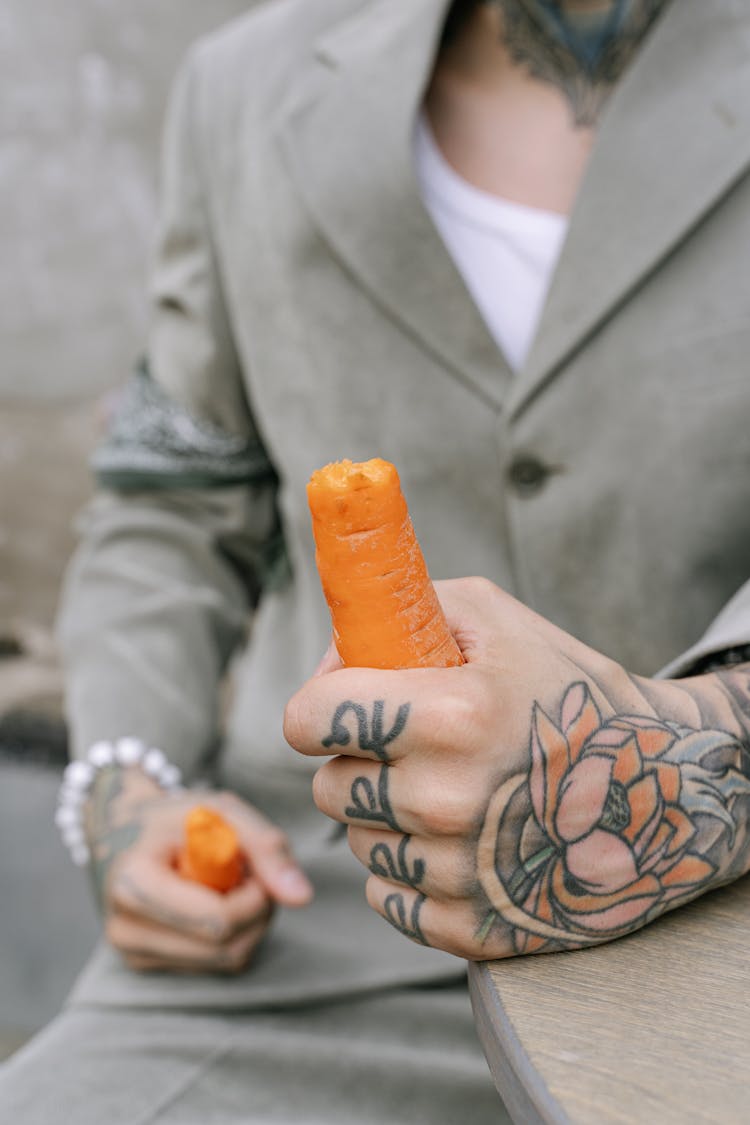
[187,0,366,109]
[175,0,369,176]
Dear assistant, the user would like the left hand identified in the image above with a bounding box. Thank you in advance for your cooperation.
[284,578,750,959]
[86,776,313,975]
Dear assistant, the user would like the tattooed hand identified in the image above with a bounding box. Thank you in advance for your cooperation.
[285,578,750,960]
[85,768,313,974]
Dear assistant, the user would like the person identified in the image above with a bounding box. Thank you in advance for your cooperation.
[2,0,749,1120]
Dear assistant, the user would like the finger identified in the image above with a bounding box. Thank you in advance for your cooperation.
[212,794,314,907]
[365,876,431,948]
[313,639,344,676]
[106,908,268,960]
[365,875,516,961]
[347,826,469,902]
[284,665,481,763]
[114,916,269,974]
[433,577,519,664]
[434,577,588,670]
[313,757,414,834]
[110,857,272,942]
[125,955,242,975]
[433,578,488,664]
[313,757,475,839]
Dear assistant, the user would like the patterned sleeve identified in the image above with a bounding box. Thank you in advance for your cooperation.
[91,359,276,492]
[58,49,285,777]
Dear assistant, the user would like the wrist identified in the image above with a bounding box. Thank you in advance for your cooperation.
[56,739,183,866]
[686,644,750,676]
[87,761,162,814]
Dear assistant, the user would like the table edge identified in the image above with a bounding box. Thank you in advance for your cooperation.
[468,960,570,1125]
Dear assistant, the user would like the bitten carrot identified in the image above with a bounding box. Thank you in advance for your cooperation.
[307,458,464,669]
[177,806,246,893]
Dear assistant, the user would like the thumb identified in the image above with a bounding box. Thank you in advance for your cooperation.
[312,638,344,677]
[435,576,566,668]
[433,576,506,663]
[233,815,314,907]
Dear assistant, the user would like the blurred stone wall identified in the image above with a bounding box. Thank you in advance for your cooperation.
[0,0,255,712]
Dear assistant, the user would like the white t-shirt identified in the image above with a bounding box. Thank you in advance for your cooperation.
[414,114,568,373]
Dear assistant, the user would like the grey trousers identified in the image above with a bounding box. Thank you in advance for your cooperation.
[0,981,509,1124]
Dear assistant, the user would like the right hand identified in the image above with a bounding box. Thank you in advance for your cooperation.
[84,766,313,974]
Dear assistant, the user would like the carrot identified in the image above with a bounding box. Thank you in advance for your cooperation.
[307,458,464,669]
[177,806,246,893]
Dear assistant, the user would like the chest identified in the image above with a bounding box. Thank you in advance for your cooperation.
[210,118,750,673]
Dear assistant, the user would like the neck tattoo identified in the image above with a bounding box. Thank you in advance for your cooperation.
[487,0,671,126]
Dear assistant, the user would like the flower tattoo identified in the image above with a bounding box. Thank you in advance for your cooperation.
[477,682,750,952]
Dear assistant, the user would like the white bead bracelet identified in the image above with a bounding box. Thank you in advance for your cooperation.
[55,738,183,866]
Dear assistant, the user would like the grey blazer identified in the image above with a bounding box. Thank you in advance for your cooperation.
[60,0,750,1009]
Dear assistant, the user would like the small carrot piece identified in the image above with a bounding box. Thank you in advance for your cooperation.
[307,458,464,669]
[177,806,246,893]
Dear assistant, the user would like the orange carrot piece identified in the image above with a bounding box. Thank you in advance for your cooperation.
[177,807,246,893]
[307,458,464,669]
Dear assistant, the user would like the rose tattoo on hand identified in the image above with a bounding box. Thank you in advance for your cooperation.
[478,681,750,953]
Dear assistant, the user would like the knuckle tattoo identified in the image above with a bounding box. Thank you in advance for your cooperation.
[369,835,425,889]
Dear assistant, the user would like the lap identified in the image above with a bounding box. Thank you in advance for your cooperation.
[0,982,508,1124]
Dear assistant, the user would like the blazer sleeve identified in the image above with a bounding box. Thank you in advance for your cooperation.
[658,579,750,678]
[57,49,283,779]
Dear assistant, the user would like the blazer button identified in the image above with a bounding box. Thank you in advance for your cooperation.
[507,456,550,496]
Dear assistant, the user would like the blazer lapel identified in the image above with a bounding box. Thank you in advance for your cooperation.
[276,0,510,410]
[507,0,750,418]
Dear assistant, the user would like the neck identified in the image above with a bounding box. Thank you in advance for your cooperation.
[442,0,670,127]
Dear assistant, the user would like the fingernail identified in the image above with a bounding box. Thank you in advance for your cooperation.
[313,643,335,677]
[278,869,313,898]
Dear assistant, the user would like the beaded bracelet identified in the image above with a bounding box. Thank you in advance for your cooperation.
[55,738,183,866]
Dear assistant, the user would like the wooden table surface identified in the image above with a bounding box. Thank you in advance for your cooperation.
[468,874,750,1125]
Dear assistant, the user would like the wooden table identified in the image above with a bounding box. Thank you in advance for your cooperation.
[469,874,750,1124]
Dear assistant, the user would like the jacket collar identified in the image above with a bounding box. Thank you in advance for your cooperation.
[277,0,509,410]
[508,0,750,417]
[277,0,750,417]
